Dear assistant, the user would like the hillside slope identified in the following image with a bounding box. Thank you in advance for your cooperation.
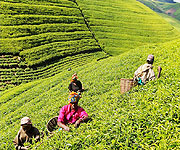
[76,0,180,55]
[159,12,180,32]
[0,0,106,90]
[1,0,180,91]
[0,0,103,64]
[138,0,180,20]
[0,38,179,149]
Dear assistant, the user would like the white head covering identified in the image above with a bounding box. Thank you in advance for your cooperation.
[21,117,32,125]
[147,54,154,62]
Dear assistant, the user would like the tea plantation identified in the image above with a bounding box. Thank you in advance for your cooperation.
[0,0,180,149]
[0,38,180,149]
[0,0,180,91]
[0,0,107,90]
[158,13,180,32]
[76,0,180,55]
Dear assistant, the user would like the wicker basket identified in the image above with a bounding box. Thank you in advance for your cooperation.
[47,116,58,133]
[120,78,134,94]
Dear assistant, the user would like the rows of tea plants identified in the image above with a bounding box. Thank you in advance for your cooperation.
[1,31,94,54]
[75,0,180,55]
[20,38,100,66]
[158,13,180,32]
[0,1,81,16]
[0,23,88,38]
[0,0,107,90]
[1,0,180,92]
[137,0,180,32]
[0,55,27,90]
[0,0,76,7]
[0,51,106,91]
[0,14,85,26]
[0,38,179,149]
[0,0,103,63]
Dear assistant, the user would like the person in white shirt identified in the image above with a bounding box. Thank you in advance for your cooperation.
[134,54,162,85]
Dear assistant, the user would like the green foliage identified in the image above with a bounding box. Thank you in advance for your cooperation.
[0,0,102,67]
[0,1,81,16]
[0,52,107,91]
[0,0,105,89]
[138,0,180,21]
[0,31,93,53]
[0,23,88,38]
[1,0,180,92]
[0,0,76,8]
[0,39,179,149]
[20,39,100,66]
[76,0,180,55]
[0,1,180,149]
[0,15,85,26]
[158,13,180,32]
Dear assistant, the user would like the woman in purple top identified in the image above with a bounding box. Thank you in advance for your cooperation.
[57,92,89,131]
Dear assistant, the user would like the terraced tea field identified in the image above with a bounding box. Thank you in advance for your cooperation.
[76,0,180,55]
[0,38,179,149]
[0,1,180,148]
[158,13,180,32]
[0,0,103,64]
[0,0,107,90]
[1,0,180,91]
[0,52,106,90]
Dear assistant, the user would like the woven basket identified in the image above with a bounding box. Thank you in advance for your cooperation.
[120,78,134,94]
[47,116,58,133]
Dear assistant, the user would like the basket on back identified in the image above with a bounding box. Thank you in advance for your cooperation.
[120,78,134,94]
[47,116,58,133]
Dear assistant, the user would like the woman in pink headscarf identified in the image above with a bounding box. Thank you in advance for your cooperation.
[57,92,89,131]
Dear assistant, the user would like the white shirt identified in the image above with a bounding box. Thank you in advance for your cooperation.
[134,63,155,84]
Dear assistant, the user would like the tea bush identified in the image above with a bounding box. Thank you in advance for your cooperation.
[0,0,102,65]
[0,23,87,38]
[0,0,107,90]
[76,0,180,55]
[1,0,180,91]
[0,0,76,8]
[0,52,106,91]
[0,39,179,149]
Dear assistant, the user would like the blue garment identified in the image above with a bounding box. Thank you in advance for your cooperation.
[138,78,144,85]
[58,128,62,132]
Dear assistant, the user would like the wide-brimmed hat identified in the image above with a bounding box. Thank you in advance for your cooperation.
[21,117,32,125]
[68,92,81,103]
[147,54,154,62]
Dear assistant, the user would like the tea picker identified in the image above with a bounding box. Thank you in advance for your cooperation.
[120,55,162,94]
[13,117,41,150]
[68,73,85,94]
[133,54,162,85]
[57,92,89,131]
